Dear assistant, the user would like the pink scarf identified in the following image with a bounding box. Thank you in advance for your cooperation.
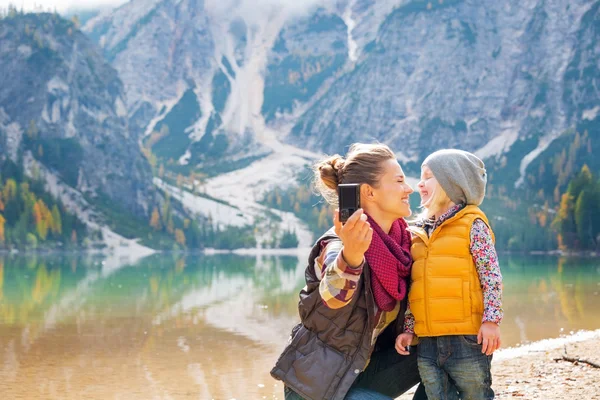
[364,216,413,311]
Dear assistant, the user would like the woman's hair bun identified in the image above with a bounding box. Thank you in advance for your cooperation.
[314,155,345,194]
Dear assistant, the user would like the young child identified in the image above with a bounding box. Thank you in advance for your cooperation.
[395,149,503,400]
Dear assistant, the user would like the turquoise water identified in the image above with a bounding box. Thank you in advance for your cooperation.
[0,253,598,398]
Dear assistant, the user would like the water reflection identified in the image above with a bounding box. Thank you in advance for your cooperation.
[0,253,305,399]
[0,253,598,399]
[501,256,600,346]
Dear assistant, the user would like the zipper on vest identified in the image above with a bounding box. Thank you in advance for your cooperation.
[424,249,432,335]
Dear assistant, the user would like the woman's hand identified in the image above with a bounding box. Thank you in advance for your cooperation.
[395,333,414,356]
[333,209,373,268]
[478,321,501,355]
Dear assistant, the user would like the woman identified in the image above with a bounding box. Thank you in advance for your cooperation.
[271,143,426,400]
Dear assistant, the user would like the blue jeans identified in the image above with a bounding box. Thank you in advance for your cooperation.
[417,336,493,400]
[284,346,427,399]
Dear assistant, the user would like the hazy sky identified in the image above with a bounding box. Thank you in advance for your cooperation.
[2,0,334,21]
[0,0,127,12]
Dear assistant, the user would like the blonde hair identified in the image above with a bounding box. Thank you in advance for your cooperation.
[313,143,395,205]
[419,180,453,220]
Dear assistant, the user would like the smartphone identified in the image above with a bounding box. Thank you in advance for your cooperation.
[338,183,361,223]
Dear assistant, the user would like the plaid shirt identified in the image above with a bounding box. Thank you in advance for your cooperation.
[315,238,400,345]
[403,204,504,333]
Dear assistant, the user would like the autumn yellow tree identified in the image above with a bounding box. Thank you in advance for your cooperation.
[552,193,575,250]
[0,214,5,243]
[33,200,53,240]
[175,229,186,246]
[0,258,4,299]
[149,207,161,230]
[3,179,17,202]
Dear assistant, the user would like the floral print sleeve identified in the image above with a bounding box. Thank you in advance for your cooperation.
[470,219,503,324]
[403,301,415,333]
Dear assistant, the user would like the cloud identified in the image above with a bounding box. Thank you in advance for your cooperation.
[205,0,337,24]
[1,0,340,17]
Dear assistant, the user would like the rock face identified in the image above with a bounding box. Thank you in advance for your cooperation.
[84,0,598,187]
[291,0,598,164]
[85,0,264,169]
[0,12,154,219]
[85,0,356,170]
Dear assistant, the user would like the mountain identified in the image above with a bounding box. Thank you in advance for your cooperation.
[19,0,598,251]
[84,0,598,175]
[0,11,158,250]
[292,1,598,167]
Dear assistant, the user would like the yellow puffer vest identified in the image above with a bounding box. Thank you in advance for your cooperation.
[408,205,494,337]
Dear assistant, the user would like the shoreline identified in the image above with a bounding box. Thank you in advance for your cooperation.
[492,329,600,361]
[0,246,314,257]
[498,249,599,257]
[2,241,598,257]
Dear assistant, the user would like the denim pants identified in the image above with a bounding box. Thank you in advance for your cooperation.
[284,346,427,400]
[417,336,493,400]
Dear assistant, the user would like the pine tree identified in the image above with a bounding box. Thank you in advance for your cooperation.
[51,205,62,235]
[27,120,38,140]
[279,228,299,248]
[552,165,600,250]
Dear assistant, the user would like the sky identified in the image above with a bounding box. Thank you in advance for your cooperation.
[0,0,331,15]
[0,0,127,12]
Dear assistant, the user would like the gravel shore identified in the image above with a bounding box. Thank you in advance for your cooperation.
[398,330,600,399]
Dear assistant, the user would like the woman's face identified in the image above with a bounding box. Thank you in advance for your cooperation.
[417,165,437,207]
[368,159,414,218]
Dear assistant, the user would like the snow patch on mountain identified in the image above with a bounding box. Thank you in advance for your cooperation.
[1,116,23,162]
[475,123,521,160]
[342,0,359,62]
[583,106,600,121]
[154,178,250,227]
[515,124,567,188]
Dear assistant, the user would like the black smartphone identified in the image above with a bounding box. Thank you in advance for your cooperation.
[338,183,361,223]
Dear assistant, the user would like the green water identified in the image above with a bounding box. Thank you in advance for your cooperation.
[0,253,598,399]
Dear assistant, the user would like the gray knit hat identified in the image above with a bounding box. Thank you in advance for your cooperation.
[423,149,487,206]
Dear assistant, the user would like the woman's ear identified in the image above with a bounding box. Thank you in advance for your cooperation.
[360,184,374,202]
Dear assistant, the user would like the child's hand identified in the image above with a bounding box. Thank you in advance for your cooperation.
[395,332,414,356]
[478,321,501,355]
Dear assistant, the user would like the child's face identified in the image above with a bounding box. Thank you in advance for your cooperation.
[418,165,437,207]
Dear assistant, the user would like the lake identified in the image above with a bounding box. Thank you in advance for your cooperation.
[0,252,598,399]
